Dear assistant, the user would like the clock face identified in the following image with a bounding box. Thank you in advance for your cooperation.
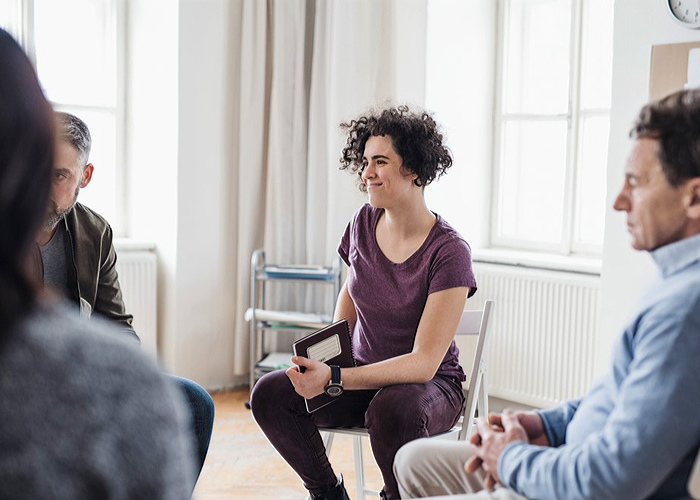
[668,0,700,28]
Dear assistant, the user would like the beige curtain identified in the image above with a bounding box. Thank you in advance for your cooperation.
[228,0,428,378]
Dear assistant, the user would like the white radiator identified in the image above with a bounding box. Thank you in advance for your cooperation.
[470,262,600,408]
[115,248,158,358]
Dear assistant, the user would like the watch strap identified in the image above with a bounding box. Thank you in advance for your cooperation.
[330,365,341,385]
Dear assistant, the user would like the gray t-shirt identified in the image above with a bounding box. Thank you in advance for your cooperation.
[0,304,195,499]
[39,223,69,296]
[338,204,477,381]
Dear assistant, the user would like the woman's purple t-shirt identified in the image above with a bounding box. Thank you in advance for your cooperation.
[338,204,477,382]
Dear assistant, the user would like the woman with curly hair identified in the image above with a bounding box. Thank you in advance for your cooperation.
[252,105,477,500]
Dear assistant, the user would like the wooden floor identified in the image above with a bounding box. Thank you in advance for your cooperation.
[193,390,383,500]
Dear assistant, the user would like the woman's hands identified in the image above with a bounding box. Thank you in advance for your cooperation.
[286,356,331,399]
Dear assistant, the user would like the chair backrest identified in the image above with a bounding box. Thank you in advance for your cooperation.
[457,300,493,440]
[690,446,700,499]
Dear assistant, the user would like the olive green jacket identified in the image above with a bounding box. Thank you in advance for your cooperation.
[32,202,139,344]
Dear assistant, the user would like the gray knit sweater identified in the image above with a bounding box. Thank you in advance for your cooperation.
[0,303,194,499]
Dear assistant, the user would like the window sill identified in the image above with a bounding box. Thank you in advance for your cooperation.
[114,238,156,252]
[471,248,602,276]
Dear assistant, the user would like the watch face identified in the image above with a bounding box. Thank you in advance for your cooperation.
[325,384,343,397]
[668,0,700,28]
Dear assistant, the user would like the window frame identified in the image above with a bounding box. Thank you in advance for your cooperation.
[1,0,127,236]
[490,0,610,256]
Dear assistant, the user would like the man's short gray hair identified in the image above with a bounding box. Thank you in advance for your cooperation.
[56,112,91,165]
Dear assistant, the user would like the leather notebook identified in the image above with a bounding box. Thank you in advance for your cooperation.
[292,319,355,413]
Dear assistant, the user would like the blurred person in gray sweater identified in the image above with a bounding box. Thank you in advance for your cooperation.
[0,27,195,500]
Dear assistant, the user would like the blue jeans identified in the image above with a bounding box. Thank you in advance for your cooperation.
[169,375,215,483]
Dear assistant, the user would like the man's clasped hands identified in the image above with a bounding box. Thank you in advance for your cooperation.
[468,410,552,490]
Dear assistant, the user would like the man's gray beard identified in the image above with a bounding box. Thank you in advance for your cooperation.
[44,185,80,231]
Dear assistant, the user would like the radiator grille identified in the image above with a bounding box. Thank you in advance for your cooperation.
[115,250,158,358]
[469,263,600,408]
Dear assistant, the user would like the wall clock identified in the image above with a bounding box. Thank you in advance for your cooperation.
[668,0,700,28]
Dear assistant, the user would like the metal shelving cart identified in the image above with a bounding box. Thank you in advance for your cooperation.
[248,248,342,393]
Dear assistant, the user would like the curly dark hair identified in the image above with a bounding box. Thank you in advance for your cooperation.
[630,89,700,187]
[339,105,453,192]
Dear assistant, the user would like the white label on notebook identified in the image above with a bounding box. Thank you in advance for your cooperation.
[307,334,341,363]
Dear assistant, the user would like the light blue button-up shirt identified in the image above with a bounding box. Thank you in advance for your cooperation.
[498,233,700,500]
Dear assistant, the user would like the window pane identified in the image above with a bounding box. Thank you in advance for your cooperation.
[574,116,608,246]
[498,120,568,244]
[58,108,119,229]
[579,0,614,110]
[33,0,116,106]
[503,0,572,115]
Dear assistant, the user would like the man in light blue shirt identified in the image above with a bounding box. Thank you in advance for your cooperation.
[393,89,700,500]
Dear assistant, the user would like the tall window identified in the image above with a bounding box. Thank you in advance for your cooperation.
[493,0,613,255]
[0,0,125,234]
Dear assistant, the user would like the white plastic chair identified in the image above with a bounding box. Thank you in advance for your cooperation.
[318,300,493,500]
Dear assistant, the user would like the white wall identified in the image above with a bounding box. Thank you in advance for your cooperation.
[392,0,428,105]
[126,0,239,388]
[596,0,700,375]
[424,0,497,250]
[125,0,180,368]
[175,0,238,387]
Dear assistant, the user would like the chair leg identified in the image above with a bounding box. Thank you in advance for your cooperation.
[462,362,489,441]
[479,369,489,418]
[322,431,335,459]
[352,435,366,500]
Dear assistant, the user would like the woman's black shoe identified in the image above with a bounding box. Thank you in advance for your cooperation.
[310,474,351,500]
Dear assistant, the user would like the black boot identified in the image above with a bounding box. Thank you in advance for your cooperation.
[379,490,387,499]
[310,474,351,500]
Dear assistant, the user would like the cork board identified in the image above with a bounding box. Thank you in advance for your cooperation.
[649,41,700,102]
